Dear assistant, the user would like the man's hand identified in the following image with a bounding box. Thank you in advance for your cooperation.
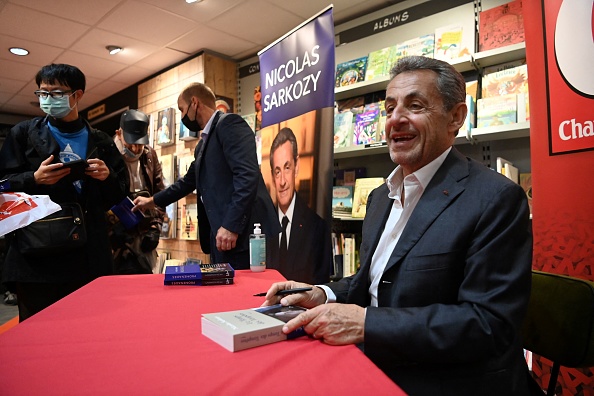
[132,196,155,212]
[86,158,110,181]
[216,227,237,251]
[34,155,69,185]
[284,303,365,346]
[261,281,326,308]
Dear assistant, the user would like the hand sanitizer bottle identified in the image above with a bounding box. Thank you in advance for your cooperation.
[250,223,266,272]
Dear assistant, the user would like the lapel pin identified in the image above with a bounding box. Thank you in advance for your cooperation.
[443,190,449,196]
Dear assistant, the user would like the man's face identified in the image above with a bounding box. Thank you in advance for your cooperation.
[178,96,204,129]
[117,129,144,155]
[384,70,461,176]
[271,141,298,214]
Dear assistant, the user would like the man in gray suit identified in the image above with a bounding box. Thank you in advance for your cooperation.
[261,56,533,396]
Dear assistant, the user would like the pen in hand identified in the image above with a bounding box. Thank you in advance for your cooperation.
[253,287,313,297]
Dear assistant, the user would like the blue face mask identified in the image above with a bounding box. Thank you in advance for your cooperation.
[39,94,74,118]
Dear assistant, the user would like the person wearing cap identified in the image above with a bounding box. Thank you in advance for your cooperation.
[109,109,166,274]
[0,63,128,322]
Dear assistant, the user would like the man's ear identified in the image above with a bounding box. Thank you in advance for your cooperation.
[448,102,467,133]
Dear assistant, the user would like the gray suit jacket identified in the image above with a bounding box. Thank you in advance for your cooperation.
[327,148,532,396]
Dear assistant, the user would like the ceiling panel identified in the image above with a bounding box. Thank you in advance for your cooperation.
[0,0,401,119]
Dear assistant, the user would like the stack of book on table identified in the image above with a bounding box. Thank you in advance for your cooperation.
[164,262,235,286]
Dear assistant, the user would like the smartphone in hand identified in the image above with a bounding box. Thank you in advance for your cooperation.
[60,159,89,181]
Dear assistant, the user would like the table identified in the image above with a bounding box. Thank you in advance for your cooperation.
[0,270,405,395]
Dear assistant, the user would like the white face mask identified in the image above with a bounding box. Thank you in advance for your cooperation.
[39,94,75,118]
[115,135,142,159]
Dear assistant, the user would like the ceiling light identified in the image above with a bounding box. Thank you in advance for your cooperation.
[106,45,123,55]
[9,47,29,56]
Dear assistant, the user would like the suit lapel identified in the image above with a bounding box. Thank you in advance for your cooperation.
[384,149,469,273]
[194,112,221,176]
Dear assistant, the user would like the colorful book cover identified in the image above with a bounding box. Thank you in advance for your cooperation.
[332,186,354,219]
[461,94,476,137]
[394,34,435,59]
[164,263,235,282]
[333,111,353,149]
[434,24,469,62]
[364,46,392,81]
[353,109,379,145]
[481,63,528,98]
[465,80,479,102]
[335,57,368,88]
[201,304,307,352]
[377,101,387,141]
[109,197,146,230]
[477,94,517,128]
[478,0,525,52]
[352,177,385,218]
[164,278,234,286]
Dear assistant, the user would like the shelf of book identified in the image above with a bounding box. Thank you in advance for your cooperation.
[470,121,530,142]
[473,42,526,70]
[334,56,476,101]
[334,135,471,159]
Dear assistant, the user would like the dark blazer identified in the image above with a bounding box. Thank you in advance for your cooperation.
[267,193,332,284]
[327,148,533,396]
[154,112,279,269]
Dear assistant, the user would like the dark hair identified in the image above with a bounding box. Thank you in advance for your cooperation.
[389,56,465,111]
[35,64,86,92]
[180,82,216,109]
[269,127,298,169]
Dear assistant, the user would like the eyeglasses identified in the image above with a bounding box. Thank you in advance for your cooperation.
[34,90,74,99]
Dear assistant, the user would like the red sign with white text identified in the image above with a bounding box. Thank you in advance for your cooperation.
[543,0,594,155]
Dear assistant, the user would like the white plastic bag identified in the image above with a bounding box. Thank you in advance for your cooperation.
[0,193,61,237]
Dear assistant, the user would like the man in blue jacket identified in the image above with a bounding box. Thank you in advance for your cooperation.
[0,63,128,321]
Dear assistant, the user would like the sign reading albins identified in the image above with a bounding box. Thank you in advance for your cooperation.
[258,7,335,128]
[544,0,594,155]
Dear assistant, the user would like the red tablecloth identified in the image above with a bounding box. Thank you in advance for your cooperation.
[0,270,404,395]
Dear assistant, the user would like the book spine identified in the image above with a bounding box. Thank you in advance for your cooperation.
[164,278,234,286]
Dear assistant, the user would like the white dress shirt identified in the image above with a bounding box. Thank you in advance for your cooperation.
[319,147,452,305]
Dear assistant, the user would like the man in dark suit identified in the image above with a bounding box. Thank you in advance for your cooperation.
[261,56,533,395]
[267,128,332,284]
[133,82,279,269]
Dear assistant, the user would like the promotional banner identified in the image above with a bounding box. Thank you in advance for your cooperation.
[256,7,335,284]
[258,7,335,128]
[524,0,594,393]
[543,0,594,155]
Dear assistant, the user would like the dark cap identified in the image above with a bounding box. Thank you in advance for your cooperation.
[120,109,149,145]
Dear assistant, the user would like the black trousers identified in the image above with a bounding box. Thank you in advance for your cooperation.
[15,280,86,322]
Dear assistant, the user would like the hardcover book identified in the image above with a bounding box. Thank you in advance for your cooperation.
[164,263,235,282]
[333,111,353,149]
[164,278,234,286]
[434,24,468,62]
[201,304,308,352]
[394,34,435,59]
[109,196,145,230]
[481,63,528,98]
[332,186,354,219]
[478,0,525,52]
[335,57,368,88]
[352,177,385,218]
[353,109,379,145]
[180,202,198,241]
[476,94,517,128]
[364,46,392,81]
